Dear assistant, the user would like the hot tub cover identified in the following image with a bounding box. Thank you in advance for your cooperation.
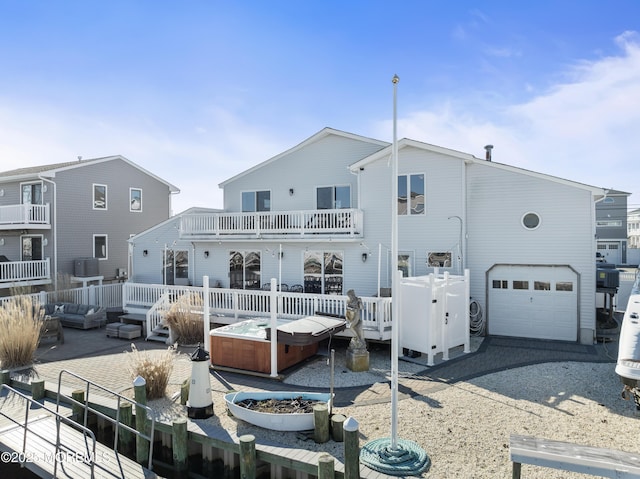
[267,315,347,346]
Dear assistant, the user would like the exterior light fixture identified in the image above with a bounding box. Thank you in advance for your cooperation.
[362,252,368,263]
[289,188,294,196]
[204,250,209,258]
[143,249,148,257]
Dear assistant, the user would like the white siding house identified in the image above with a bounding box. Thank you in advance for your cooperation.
[129,127,606,344]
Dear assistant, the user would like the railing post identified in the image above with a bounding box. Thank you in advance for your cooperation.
[239,434,256,479]
[172,417,188,473]
[318,453,335,479]
[343,417,360,479]
[134,376,149,466]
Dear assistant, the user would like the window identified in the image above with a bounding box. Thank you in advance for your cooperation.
[427,252,452,268]
[534,281,551,291]
[398,253,412,278]
[21,236,43,261]
[522,212,540,229]
[317,186,351,209]
[304,251,343,294]
[21,182,43,205]
[242,191,270,212]
[513,280,529,290]
[93,184,107,210]
[556,282,574,292]
[94,235,107,260]
[229,251,261,289]
[492,280,508,289]
[398,174,425,215]
[130,188,142,212]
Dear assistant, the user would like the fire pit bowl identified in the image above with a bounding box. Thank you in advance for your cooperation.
[224,391,333,431]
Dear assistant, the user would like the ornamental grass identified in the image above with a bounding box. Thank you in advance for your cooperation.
[125,344,177,400]
[163,293,204,346]
[0,296,43,369]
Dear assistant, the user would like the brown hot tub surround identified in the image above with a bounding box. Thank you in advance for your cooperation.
[209,316,346,374]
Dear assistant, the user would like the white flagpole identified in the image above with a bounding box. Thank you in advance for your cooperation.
[390,74,399,449]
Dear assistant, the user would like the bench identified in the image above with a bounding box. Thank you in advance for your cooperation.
[510,434,640,478]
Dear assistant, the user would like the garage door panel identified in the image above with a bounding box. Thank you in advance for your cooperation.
[488,265,577,341]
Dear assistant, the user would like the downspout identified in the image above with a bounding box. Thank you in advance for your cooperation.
[38,176,57,290]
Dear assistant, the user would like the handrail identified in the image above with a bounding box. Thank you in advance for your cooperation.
[56,369,156,472]
[0,384,97,478]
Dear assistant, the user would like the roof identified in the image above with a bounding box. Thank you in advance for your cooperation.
[350,137,607,196]
[218,127,389,188]
[0,155,180,193]
[128,206,222,242]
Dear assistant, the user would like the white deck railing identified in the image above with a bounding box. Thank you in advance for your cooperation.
[0,203,50,226]
[179,208,364,238]
[0,258,50,283]
[121,282,392,341]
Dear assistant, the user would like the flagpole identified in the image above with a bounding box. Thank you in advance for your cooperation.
[390,74,400,449]
[359,75,430,475]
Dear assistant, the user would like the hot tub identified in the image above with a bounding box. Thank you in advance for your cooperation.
[209,318,319,374]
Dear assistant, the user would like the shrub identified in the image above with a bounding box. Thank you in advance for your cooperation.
[163,293,203,345]
[125,344,177,400]
[0,296,43,369]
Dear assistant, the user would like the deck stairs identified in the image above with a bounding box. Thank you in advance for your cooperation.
[122,303,170,344]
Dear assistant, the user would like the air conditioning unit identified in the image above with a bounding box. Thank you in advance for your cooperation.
[597,267,620,289]
[74,258,99,277]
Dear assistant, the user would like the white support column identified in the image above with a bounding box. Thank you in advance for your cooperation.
[203,275,210,352]
[270,277,278,377]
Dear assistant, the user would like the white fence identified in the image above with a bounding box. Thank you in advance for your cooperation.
[0,203,49,225]
[399,270,471,365]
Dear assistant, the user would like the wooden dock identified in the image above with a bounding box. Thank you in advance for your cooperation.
[0,385,157,479]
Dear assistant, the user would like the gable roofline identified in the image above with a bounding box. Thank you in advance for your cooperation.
[0,155,180,193]
[218,127,390,188]
[350,137,606,196]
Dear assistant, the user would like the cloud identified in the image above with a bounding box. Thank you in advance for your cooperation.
[387,31,640,206]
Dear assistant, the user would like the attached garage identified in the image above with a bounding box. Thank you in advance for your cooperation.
[487,264,579,341]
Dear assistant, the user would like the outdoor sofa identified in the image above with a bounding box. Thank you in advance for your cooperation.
[44,302,107,330]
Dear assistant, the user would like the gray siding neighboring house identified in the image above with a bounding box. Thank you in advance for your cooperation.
[0,156,179,291]
[130,127,609,344]
[594,189,630,265]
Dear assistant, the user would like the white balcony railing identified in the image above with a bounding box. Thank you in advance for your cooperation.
[0,258,50,284]
[0,204,50,227]
[180,208,363,239]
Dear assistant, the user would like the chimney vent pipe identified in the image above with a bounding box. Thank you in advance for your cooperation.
[484,144,494,161]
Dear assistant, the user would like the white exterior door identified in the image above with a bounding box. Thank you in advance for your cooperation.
[488,265,578,341]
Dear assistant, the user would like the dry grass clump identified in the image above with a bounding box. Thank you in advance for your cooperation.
[0,296,43,369]
[163,293,203,346]
[125,344,177,400]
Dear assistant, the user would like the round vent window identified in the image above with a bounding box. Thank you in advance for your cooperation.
[522,212,541,230]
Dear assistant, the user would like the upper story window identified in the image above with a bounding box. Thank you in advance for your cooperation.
[21,182,43,205]
[242,191,270,212]
[130,188,142,212]
[398,174,425,215]
[317,186,351,210]
[93,184,107,210]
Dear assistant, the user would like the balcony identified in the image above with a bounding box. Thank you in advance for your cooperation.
[179,209,364,240]
[0,204,51,230]
[0,258,51,288]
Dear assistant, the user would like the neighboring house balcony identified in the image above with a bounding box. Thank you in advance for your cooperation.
[179,209,364,240]
[0,258,51,289]
[0,204,51,230]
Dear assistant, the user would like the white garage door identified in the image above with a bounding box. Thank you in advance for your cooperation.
[488,265,578,341]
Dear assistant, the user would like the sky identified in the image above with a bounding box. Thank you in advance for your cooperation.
[1,1,640,214]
